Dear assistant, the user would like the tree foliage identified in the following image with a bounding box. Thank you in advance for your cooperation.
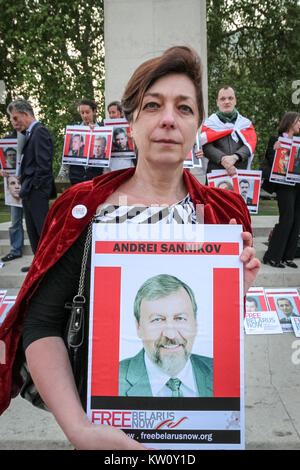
[207,0,300,167]
[0,0,104,174]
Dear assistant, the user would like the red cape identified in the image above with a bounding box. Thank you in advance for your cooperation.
[0,168,251,415]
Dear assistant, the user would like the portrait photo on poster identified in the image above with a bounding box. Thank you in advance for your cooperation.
[0,139,18,170]
[87,223,245,450]
[4,174,22,207]
[118,269,213,399]
[88,128,113,167]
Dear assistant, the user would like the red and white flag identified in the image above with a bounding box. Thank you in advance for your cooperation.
[199,113,257,168]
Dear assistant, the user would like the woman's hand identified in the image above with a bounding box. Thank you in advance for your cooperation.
[195,149,204,159]
[69,422,147,450]
[229,219,260,294]
[273,140,282,150]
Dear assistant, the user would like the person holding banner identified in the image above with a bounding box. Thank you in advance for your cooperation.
[69,99,104,185]
[1,125,25,263]
[107,100,124,119]
[2,46,260,449]
[262,111,300,268]
[200,86,257,178]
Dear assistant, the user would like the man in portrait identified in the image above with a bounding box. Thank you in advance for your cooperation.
[245,296,259,312]
[68,134,84,157]
[93,136,107,159]
[276,297,299,324]
[4,147,17,169]
[119,274,213,398]
[113,128,129,152]
[239,179,252,204]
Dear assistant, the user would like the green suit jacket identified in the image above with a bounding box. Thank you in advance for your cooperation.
[119,349,213,397]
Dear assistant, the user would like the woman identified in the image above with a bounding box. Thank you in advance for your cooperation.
[1,46,259,449]
[262,111,300,268]
[69,98,104,185]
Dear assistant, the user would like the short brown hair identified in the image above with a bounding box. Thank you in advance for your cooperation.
[121,46,204,126]
[278,111,300,134]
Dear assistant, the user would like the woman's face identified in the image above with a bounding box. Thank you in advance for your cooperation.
[130,73,199,168]
[79,105,96,126]
[8,176,21,199]
[290,117,300,136]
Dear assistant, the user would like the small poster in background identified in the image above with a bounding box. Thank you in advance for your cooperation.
[207,170,262,214]
[62,125,113,167]
[246,287,269,312]
[286,137,300,183]
[269,137,294,186]
[0,295,16,326]
[88,127,113,168]
[291,317,300,337]
[207,170,239,192]
[237,170,262,214]
[4,175,22,207]
[0,139,18,172]
[265,288,300,332]
[62,125,91,166]
[104,119,135,159]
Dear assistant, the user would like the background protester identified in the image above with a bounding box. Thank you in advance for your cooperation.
[1,123,25,263]
[4,46,259,449]
[107,100,124,119]
[104,100,136,173]
[200,86,257,178]
[69,98,104,185]
[262,111,300,268]
[7,99,56,271]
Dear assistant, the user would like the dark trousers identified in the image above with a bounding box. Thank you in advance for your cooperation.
[22,189,49,254]
[265,184,300,262]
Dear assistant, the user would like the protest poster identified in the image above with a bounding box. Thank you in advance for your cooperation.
[237,170,262,214]
[0,295,16,326]
[207,170,239,193]
[62,125,91,166]
[286,137,300,183]
[0,290,7,306]
[183,137,205,172]
[207,170,261,214]
[87,127,113,168]
[86,222,245,450]
[291,317,300,337]
[3,175,22,208]
[0,139,18,172]
[265,288,300,332]
[104,119,135,159]
[269,137,294,186]
[246,287,268,312]
[183,149,193,168]
[244,311,282,335]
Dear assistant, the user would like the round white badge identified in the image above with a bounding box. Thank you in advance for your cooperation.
[72,204,88,219]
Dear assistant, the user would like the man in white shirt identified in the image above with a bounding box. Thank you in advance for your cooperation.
[119,274,213,397]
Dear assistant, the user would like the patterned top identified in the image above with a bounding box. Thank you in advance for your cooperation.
[95,194,197,225]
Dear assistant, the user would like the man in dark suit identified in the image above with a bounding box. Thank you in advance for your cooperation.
[119,274,213,397]
[239,179,252,205]
[7,99,56,270]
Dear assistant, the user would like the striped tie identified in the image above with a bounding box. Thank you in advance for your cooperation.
[166,378,183,397]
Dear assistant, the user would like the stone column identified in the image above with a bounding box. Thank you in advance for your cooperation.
[104,0,207,114]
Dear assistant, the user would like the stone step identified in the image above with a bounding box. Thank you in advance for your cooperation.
[0,222,29,240]
[0,239,33,256]
[0,254,34,290]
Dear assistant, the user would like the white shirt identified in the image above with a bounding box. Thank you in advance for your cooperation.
[144,351,198,397]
